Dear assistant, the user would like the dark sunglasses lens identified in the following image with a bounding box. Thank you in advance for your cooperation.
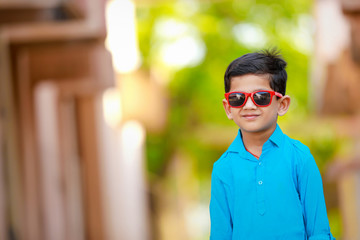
[228,93,246,107]
[253,92,271,106]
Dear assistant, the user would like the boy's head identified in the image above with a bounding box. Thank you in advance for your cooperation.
[222,48,291,135]
[224,48,287,95]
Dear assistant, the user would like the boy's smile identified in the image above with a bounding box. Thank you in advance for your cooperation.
[241,113,260,120]
[223,74,290,136]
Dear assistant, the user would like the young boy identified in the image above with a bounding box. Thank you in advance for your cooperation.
[209,49,335,240]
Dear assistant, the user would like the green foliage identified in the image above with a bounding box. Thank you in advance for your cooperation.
[327,208,343,239]
[137,0,314,176]
[137,0,341,237]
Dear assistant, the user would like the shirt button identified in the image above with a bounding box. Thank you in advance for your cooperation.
[258,181,263,185]
[258,162,262,166]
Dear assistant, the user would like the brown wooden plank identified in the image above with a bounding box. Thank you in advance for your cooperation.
[76,95,105,240]
[342,0,360,14]
[0,34,26,240]
[58,93,85,240]
[15,46,42,240]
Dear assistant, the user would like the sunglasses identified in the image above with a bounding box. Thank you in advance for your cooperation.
[224,90,283,108]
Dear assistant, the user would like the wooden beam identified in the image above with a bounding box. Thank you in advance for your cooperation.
[341,0,360,14]
[76,95,105,240]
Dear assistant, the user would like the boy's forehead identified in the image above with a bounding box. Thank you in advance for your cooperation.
[229,74,272,91]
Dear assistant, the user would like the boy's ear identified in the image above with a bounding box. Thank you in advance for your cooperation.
[277,95,291,116]
[222,99,233,120]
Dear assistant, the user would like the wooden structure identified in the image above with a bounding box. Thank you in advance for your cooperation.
[315,0,360,239]
[0,0,115,239]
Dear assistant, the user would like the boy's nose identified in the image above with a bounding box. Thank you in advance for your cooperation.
[243,96,257,109]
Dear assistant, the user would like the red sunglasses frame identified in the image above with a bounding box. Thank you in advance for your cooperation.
[224,90,283,108]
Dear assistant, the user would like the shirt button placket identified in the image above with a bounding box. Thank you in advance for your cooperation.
[256,160,266,215]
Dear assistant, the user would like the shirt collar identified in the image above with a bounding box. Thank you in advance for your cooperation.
[268,124,284,147]
[227,124,284,155]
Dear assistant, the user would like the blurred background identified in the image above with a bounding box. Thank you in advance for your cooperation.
[0,0,360,239]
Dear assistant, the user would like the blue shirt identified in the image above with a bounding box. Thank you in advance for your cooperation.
[209,125,335,240]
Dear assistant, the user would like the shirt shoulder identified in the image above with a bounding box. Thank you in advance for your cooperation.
[213,151,231,171]
[283,134,316,167]
[286,136,311,156]
[212,150,234,182]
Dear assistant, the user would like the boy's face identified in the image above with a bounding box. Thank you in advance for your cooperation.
[222,74,290,135]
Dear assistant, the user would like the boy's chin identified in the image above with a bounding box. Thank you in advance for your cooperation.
[238,123,277,134]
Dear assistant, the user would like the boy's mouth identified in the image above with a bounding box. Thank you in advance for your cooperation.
[241,114,260,120]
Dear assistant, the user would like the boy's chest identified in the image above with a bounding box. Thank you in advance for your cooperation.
[230,152,298,197]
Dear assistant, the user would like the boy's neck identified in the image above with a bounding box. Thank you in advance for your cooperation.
[241,125,277,158]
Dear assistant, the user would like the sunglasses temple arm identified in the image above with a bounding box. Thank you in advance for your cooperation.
[275,92,283,98]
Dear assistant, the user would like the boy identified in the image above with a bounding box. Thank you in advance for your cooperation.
[209,49,334,240]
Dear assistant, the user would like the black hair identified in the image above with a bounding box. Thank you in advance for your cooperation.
[224,48,287,95]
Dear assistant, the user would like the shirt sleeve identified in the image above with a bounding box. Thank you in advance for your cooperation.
[298,154,336,240]
[209,169,232,240]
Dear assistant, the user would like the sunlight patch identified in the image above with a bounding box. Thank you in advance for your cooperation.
[153,18,206,69]
[233,23,268,49]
